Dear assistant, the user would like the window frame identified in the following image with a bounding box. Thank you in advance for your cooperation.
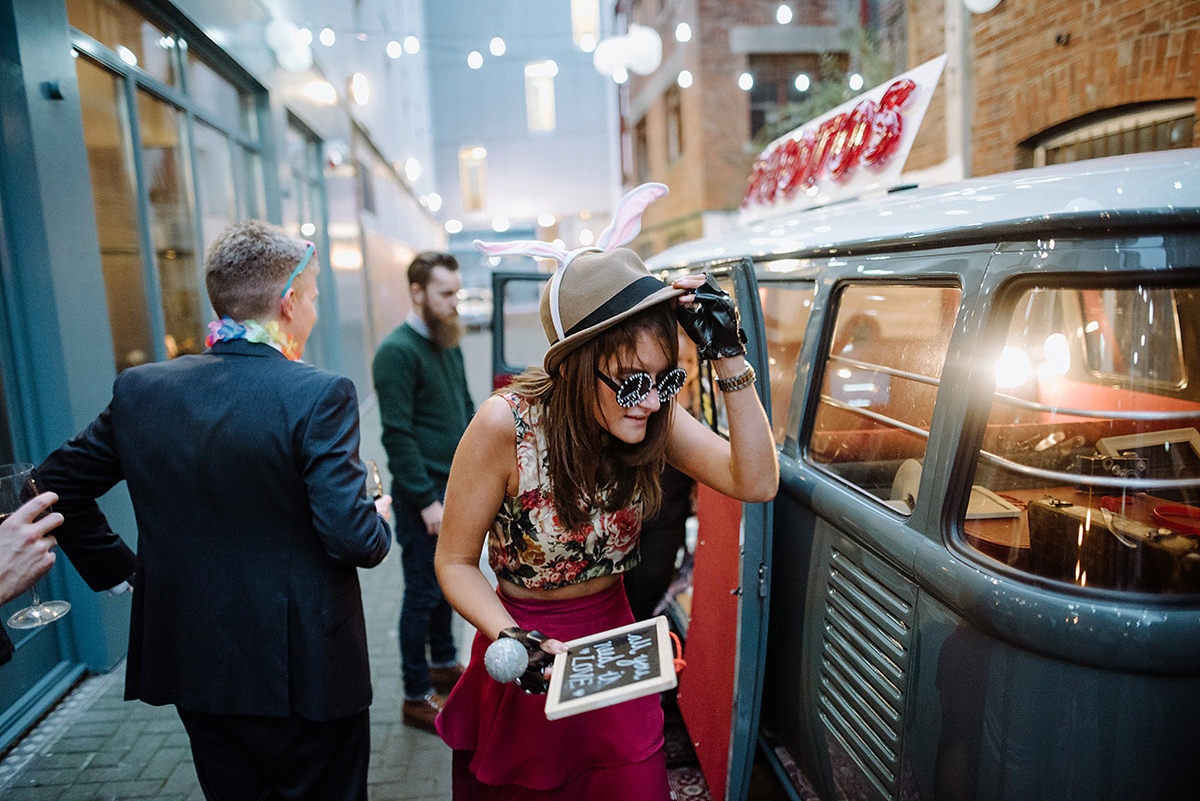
[68,0,269,367]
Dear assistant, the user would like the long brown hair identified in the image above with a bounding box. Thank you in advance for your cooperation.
[504,302,679,532]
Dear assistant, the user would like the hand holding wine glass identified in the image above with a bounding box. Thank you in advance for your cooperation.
[1,463,71,629]
[365,459,392,520]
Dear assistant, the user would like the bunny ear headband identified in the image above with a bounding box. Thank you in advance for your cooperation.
[474,182,684,373]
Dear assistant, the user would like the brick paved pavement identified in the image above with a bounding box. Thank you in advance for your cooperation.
[0,397,471,800]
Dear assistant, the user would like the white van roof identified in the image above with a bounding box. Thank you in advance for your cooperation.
[648,149,1200,268]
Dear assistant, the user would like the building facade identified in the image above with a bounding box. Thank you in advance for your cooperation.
[617,0,1198,255]
[423,0,620,287]
[0,0,441,749]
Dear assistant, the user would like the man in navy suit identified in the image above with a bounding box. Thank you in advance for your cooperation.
[38,220,393,801]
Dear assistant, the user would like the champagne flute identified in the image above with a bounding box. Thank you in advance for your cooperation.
[365,459,384,499]
[3,463,71,629]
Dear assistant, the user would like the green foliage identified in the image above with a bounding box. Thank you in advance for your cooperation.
[754,27,897,148]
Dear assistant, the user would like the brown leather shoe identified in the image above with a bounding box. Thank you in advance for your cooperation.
[402,693,445,733]
[429,664,466,695]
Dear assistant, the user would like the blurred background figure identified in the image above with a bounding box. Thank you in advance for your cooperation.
[373,252,474,732]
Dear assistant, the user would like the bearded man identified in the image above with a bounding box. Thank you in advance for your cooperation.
[372,251,474,731]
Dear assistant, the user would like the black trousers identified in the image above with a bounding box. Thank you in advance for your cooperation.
[625,463,695,621]
[176,707,370,801]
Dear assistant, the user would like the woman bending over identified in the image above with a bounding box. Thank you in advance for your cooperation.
[434,184,778,799]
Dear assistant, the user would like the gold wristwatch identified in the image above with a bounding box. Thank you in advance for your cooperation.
[716,364,756,393]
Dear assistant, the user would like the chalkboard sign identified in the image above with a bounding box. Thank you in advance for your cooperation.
[544,616,677,720]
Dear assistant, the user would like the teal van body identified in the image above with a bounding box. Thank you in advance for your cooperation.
[493,149,1200,801]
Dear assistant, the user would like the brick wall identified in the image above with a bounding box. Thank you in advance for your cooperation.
[629,0,847,253]
[967,0,1198,176]
[904,0,949,172]
[626,0,1198,253]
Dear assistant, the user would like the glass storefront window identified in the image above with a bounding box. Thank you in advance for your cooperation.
[241,144,267,221]
[67,0,179,88]
[966,283,1200,594]
[187,52,252,136]
[807,284,961,509]
[137,89,203,357]
[192,121,236,255]
[70,4,267,370]
[282,126,317,237]
[358,144,415,346]
[75,55,156,371]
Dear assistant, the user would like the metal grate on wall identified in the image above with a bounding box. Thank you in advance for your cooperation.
[817,545,916,800]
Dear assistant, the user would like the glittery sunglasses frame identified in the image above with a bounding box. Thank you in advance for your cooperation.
[594,366,687,407]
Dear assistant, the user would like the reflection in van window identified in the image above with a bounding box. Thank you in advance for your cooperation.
[759,281,815,444]
[808,284,961,513]
[1080,287,1185,386]
[967,284,1200,594]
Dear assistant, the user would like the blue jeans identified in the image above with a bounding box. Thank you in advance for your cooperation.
[394,483,458,700]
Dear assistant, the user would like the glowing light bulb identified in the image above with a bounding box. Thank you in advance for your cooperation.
[995,347,1034,389]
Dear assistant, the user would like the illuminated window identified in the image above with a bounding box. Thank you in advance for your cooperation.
[69,0,266,369]
[67,0,179,87]
[570,0,599,48]
[968,282,1200,594]
[459,147,488,212]
[525,61,558,132]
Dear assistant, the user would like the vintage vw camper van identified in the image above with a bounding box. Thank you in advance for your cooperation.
[491,148,1200,801]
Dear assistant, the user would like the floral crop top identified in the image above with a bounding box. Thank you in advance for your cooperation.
[489,392,642,590]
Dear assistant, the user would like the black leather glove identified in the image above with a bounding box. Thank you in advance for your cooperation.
[498,626,554,694]
[676,275,747,361]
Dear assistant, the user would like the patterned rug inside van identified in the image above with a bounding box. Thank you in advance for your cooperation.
[663,688,714,801]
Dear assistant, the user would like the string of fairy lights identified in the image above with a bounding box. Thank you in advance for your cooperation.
[267,4,866,238]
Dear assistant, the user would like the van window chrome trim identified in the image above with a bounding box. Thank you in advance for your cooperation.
[989,392,1200,421]
[827,354,941,388]
[977,449,1200,490]
[814,396,931,441]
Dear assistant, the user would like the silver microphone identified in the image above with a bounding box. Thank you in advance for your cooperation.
[484,636,529,683]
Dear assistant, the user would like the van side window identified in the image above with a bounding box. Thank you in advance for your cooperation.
[807,283,961,511]
[759,279,816,444]
[966,284,1200,594]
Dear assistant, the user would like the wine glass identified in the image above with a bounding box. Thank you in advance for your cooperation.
[2,463,71,629]
[365,459,384,499]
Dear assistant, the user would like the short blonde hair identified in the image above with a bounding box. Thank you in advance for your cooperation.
[205,220,312,320]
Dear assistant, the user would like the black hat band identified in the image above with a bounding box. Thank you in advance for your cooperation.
[564,276,668,338]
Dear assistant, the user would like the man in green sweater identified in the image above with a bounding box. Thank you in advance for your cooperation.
[373,252,474,732]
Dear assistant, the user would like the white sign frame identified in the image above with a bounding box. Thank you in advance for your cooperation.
[740,54,948,223]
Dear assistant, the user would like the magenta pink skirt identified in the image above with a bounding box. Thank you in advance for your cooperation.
[436,579,668,799]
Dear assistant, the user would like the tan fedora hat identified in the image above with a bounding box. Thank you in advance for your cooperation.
[473,183,676,372]
[540,248,684,373]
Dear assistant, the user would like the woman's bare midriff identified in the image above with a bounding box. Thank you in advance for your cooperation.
[498,573,620,601]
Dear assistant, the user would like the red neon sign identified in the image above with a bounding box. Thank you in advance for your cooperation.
[739,56,945,220]
[743,77,916,207]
